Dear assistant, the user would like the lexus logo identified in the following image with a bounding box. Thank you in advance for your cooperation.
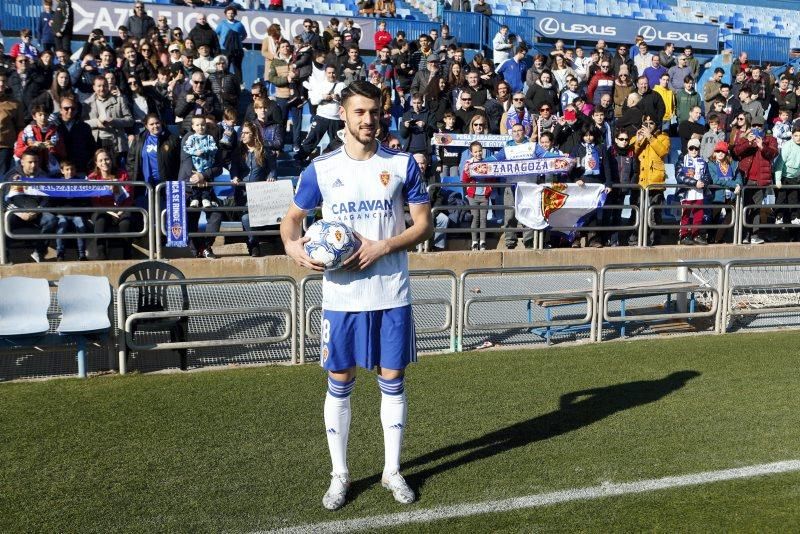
[639,25,657,42]
[539,17,560,36]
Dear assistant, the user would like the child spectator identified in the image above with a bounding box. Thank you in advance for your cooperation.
[773,108,793,149]
[676,138,709,245]
[461,140,491,250]
[10,29,40,61]
[708,142,741,244]
[53,159,88,261]
[773,128,800,225]
[436,111,460,178]
[183,115,218,207]
[700,114,725,160]
[36,0,56,52]
[14,103,64,176]
[217,106,239,165]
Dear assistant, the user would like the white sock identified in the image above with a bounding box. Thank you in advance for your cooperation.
[378,376,407,477]
[324,377,354,477]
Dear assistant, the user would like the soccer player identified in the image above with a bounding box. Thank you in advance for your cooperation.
[280,81,433,510]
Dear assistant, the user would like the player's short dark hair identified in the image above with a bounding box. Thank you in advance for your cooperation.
[340,80,382,107]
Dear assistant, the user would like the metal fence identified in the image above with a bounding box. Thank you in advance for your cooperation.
[0,180,155,265]
[16,258,800,380]
[729,33,790,64]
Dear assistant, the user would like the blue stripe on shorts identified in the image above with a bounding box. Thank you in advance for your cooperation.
[320,305,417,371]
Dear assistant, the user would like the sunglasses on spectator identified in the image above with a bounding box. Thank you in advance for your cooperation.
[688,146,699,150]
[601,65,610,68]
[61,106,74,111]
[540,107,551,112]
[473,122,486,126]
[513,97,524,102]
[192,79,204,84]
[643,121,655,125]
[616,136,629,141]
[461,97,471,101]
[128,80,138,86]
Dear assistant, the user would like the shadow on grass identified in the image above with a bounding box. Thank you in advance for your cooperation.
[349,370,701,502]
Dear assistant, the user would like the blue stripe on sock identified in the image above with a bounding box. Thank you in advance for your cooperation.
[377,376,404,396]
[328,377,355,398]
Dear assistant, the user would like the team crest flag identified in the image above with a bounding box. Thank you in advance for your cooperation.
[468,157,575,180]
[165,180,188,248]
[515,182,607,231]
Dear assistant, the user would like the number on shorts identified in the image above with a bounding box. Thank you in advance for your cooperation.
[321,319,331,343]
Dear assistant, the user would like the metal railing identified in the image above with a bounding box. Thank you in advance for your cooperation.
[458,265,598,350]
[117,275,297,374]
[0,180,155,264]
[598,261,724,341]
[722,258,800,331]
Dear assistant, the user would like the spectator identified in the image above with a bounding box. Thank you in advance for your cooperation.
[773,77,797,119]
[251,96,283,153]
[155,15,171,43]
[733,120,777,244]
[643,55,667,91]
[609,128,639,246]
[633,115,670,245]
[50,159,88,261]
[178,119,223,259]
[703,67,725,111]
[338,45,366,85]
[461,140,491,250]
[216,7,247,83]
[411,54,440,95]
[559,77,580,114]
[525,70,558,116]
[295,64,344,162]
[53,95,94,173]
[634,76,666,127]
[10,29,40,61]
[613,71,634,119]
[774,128,800,226]
[325,34,347,69]
[174,72,222,136]
[454,90,479,133]
[369,46,395,88]
[127,2,155,42]
[569,125,612,248]
[731,51,749,81]
[463,70,489,108]
[525,54,547,89]
[374,20,392,51]
[399,92,434,153]
[436,111,460,177]
[496,46,527,94]
[4,148,57,262]
[261,23,283,80]
[633,42,653,75]
[8,55,47,122]
[209,56,240,111]
[700,114,725,160]
[473,0,492,16]
[668,55,692,92]
[773,108,793,149]
[653,72,676,132]
[682,46,700,80]
[422,76,451,125]
[268,0,283,10]
[659,42,676,69]
[492,25,512,67]
[121,45,156,84]
[183,115,218,208]
[341,19,362,48]
[554,104,589,154]
[52,0,73,53]
[194,44,216,75]
[83,76,133,161]
[87,148,135,259]
[232,122,275,257]
[587,59,614,107]
[127,113,180,216]
[739,87,765,126]
[495,123,535,249]
[36,0,56,52]
[14,103,64,175]
[678,105,706,154]
[708,141,741,244]
[434,24,457,59]
[188,14,220,57]
[675,138,709,245]
[747,66,772,111]
[550,55,577,92]
[0,73,25,176]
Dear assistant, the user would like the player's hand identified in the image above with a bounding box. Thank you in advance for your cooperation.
[343,232,388,271]
[286,236,325,271]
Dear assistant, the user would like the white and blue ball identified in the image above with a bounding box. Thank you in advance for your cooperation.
[304,220,360,270]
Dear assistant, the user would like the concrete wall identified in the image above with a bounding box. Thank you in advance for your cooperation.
[2,244,798,285]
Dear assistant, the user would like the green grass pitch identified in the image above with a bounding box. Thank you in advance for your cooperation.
[4,331,800,532]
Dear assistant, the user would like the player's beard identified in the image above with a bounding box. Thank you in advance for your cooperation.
[346,119,377,146]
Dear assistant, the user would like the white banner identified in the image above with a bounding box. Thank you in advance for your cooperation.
[432,133,510,148]
[515,182,606,230]
[246,180,294,227]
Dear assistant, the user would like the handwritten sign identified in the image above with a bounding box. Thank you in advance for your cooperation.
[246,180,295,227]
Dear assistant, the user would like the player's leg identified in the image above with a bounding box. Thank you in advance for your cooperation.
[322,366,355,510]
[376,305,416,504]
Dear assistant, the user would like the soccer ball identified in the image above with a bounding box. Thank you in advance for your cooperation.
[304,220,360,270]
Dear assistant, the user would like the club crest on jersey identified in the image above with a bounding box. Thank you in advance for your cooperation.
[380,171,390,187]
[322,346,329,363]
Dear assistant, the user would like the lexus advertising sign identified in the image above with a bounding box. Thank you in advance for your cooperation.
[530,11,719,49]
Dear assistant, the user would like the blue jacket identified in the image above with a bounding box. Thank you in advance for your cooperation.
[496,57,526,94]
[676,153,710,200]
[708,160,742,203]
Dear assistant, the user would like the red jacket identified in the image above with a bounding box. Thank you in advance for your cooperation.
[87,169,134,208]
[461,158,494,198]
[732,135,778,186]
[373,30,392,51]
[13,122,65,161]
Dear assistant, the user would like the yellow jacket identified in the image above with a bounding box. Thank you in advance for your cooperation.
[652,85,675,122]
[634,132,670,187]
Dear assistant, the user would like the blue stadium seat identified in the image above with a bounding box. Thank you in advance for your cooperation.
[0,277,50,337]
[56,275,112,379]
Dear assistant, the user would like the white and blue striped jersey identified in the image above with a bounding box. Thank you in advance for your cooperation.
[294,145,430,312]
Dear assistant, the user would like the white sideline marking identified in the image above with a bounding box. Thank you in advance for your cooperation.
[264,460,800,533]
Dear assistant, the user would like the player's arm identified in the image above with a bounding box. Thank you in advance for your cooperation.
[345,201,433,271]
[280,204,325,272]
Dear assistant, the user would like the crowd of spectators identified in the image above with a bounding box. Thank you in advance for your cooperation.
[3,0,800,263]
